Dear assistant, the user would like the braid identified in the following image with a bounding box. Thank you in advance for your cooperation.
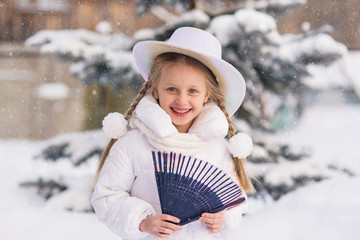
[125,80,152,120]
[216,98,255,193]
[216,99,235,138]
[94,139,117,185]
[94,81,153,184]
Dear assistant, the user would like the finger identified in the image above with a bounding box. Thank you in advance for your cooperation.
[202,220,222,229]
[199,216,217,224]
[206,226,221,233]
[158,226,175,235]
[161,221,182,231]
[206,222,222,229]
[160,214,182,230]
[161,214,181,224]
[200,213,223,225]
[205,222,222,232]
[157,232,171,238]
[202,212,223,219]
[200,218,223,230]
[153,225,173,238]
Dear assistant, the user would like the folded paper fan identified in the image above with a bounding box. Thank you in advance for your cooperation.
[152,151,246,226]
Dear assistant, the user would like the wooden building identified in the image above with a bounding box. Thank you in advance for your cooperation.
[0,0,165,42]
[277,0,360,50]
[1,0,359,49]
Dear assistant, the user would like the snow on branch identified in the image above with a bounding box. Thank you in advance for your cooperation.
[134,9,210,41]
[236,9,278,34]
[250,0,307,17]
[278,34,348,65]
[25,29,133,59]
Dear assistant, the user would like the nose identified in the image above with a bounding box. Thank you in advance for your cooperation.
[176,92,188,106]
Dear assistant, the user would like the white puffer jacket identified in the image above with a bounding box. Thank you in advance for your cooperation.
[91,94,249,240]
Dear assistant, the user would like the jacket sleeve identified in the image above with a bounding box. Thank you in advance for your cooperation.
[221,198,248,234]
[218,149,249,237]
[91,139,156,239]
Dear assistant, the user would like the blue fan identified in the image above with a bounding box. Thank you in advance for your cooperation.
[152,151,246,226]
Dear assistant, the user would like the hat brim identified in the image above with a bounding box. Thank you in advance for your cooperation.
[133,41,245,116]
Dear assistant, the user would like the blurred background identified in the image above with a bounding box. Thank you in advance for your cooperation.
[1,1,360,240]
[1,0,359,139]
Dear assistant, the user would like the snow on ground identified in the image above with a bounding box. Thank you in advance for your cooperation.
[0,140,119,240]
[241,104,360,240]
[1,53,360,239]
[238,175,360,240]
[1,102,359,240]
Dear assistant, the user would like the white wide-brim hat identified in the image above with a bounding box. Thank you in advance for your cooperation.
[133,27,246,116]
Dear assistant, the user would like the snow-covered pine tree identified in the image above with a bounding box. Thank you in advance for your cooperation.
[208,8,346,131]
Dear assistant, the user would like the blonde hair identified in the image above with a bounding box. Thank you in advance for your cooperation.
[94,53,254,193]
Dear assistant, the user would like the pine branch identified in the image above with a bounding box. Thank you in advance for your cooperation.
[19,178,67,200]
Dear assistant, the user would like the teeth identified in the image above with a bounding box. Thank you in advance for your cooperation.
[173,108,190,114]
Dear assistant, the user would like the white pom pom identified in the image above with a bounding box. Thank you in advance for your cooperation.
[227,133,253,159]
[102,112,128,139]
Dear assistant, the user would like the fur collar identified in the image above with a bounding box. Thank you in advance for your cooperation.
[129,94,228,154]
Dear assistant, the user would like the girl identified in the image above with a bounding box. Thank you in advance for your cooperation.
[91,27,254,240]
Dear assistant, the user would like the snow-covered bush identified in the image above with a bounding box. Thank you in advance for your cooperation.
[19,129,353,212]
[20,130,107,211]
[247,140,348,200]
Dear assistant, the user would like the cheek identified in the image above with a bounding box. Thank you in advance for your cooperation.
[158,95,172,111]
[194,98,206,110]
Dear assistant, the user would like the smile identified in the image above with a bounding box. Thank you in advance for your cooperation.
[171,108,191,114]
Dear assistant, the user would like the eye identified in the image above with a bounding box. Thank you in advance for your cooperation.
[167,87,177,93]
[189,89,198,94]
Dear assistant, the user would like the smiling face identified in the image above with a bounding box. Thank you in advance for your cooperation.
[153,62,210,133]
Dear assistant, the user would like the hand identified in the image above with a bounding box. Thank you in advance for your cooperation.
[139,214,182,238]
[199,212,224,233]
